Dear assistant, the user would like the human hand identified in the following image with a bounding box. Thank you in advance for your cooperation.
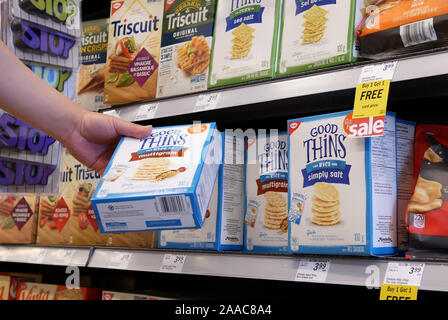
[64,111,152,174]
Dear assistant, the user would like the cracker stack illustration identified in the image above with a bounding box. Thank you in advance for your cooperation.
[301,5,329,45]
[263,191,288,230]
[311,182,341,226]
[230,23,255,59]
[132,158,172,181]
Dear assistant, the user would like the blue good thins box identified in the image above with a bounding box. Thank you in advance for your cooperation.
[287,111,398,256]
[158,132,245,250]
[91,123,222,233]
[244,132,289,253]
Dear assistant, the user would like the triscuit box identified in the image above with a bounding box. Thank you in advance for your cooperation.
[92,123,222,232]
[37,148,157,248]
[244,133,289,253]
[277,0,360,76]
[156,0,216,98]
[159,132,245,250]
[208,0,281,88]
[104,0,163,105]
[288,111,398,256]
[0,194,37,244]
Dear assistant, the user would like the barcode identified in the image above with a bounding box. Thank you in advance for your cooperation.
[400,18,437,48]
[156,196,187,213]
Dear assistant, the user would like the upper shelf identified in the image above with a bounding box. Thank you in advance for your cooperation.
[101,48,448,123]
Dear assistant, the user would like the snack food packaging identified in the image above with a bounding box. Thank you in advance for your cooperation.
[37,148,157,247]
[357,0,448,59]
[16,282,57,300]
[156,0,216,98]
[76,18,109,111]
[0,194,38,244]
[159,132,245,250]
[0,275,18,300]
[244,132,289,253]
[104,0,163,105]
[288,111,398,255]
[55,286,101,300]
[396,119,415,255]
[406,123,448,256]
[102,290,174,300]
[208,0,281,88]
[277,0,360,76]
[92,123,222,233]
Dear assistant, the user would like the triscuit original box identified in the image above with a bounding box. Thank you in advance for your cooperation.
[104,0,163,105]
[156,0,216,98]
[0,194,38,244]
[244,133,289,253]
[288,111,398,256]
[92,123,222,232]
[208,0,281,88]
[159,132,245,250]
[277,0,360,76]
[37,148,157,248]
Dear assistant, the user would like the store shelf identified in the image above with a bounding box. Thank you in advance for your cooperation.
[101,49,448,123]
[0,245,91,267]
[87,248,448,292]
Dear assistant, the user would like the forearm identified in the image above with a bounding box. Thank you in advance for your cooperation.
[0,41,88,144]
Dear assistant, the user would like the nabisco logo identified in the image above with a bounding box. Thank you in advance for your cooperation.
[103,292,114,300]
[112,1,124,15]
[290,123,298,130]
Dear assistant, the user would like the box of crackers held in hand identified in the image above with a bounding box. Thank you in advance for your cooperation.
[244,132,289,253]
[277,0,361,76]
[92,123,222,233]
[208,0,281,88]
[156,0,216,98]
[159,132,245,250]
[288,111,398,256]
[37,148,158,247]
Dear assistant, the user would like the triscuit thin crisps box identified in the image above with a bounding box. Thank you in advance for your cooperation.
[159,132,245,250]
[244,133,289,253]
[208,0,281,88]
[277,0,359,76]
[104,0,163,105]
[156,0,216,98]
[92,123,222,232]
[288,111,398,256]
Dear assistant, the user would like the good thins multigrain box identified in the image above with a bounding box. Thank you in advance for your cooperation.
[104,0,163,105]
[92,123,222,232]
[288,111,398,256]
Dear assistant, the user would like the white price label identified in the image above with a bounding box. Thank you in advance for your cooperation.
[358,61,398,83]
[160,254,186,273]
[109,251,132,270]
[383,262,425,286]
[295,259,331,283]
[0,246,10,262]
[103,109,120,118]
[54,249,77,265]
[28,248,49,264]
[194,93,220,112]
[134,103,159,121]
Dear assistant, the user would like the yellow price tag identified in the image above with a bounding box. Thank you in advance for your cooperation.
[353,79,390,119]
[379,284,418,300]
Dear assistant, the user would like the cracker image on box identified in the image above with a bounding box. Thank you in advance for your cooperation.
[156,0,216,98]
[208,0,281,88]
[301,5,328,44]
[288,111,398,256]
[244,133,289,253]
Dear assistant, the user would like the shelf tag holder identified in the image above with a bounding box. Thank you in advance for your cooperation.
[295,258,331,283]
[134,103,159,121]
[160,254,186,273]
[380,262,425,300]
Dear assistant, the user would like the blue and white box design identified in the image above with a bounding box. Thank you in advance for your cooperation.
[244,132,289,253]
[91,123,222,233]
[288,111,397,256]
[159,132,245,250]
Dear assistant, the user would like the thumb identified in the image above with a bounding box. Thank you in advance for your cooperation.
[113,118,152,139]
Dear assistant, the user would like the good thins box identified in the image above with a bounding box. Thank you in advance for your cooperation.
[288,111,398,256]
[208,0,281,88]
[92,123,222,232]
[156,0,216,98]
[277,0,360,76]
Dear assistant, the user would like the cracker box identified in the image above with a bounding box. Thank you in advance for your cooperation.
[156,0,216,98]
[0,194,38,244]
[277,0,360,76]
[288,111,398,256]
[208,0,281,88]
[159,132,245,250]
[92,123,222,232]
[77,18,109,111]
[102,290,174,300]
[0,275,18,300]
[16,282,57,300]
[37,148,157,247]
[244,132,289,253]
[104,0,163,105]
